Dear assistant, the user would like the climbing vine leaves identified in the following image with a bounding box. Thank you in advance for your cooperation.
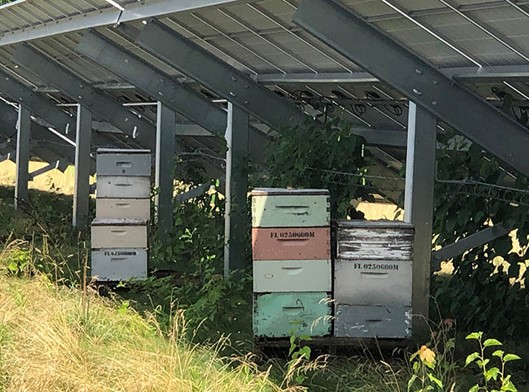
[263,118,529,338]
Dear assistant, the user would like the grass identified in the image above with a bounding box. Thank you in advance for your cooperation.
[0,269,289,391]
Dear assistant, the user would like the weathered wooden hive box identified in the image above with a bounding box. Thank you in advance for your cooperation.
[251,188,331,338]
[334,220,414,339]
[251,227,330,261]
[96,198,150,220]
[91,149,151,282]
[91,218,148,249]
[251,188,330,228]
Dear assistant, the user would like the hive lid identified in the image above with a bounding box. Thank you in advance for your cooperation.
[336,219,414,229]
[91,218,148,226]
[96,148,151,155]
[251,187,329,196]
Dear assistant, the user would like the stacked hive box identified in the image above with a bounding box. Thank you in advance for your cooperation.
[91,149,151,282]
[251,188,332,338]
[334,220,414,339]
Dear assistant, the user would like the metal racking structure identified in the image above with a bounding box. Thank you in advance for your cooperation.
[1,0,529,336]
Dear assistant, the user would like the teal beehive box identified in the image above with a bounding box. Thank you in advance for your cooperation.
[253,292,331,338]
[251,188,330,228]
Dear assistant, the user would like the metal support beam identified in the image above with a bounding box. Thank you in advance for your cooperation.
[29,159,68,181]
[176,177,226,203]
[13,44,155,150]
[256,64,529,84]
[431,220,516,268]
[137,20,306,131]
[0,100,76,165]
[224,103,250,277]
[0,152,14,163]
[0,69,75,139]
[155,102,176,234]
[0,0,239,46]
[15,104,30,210]
[77,30,268,161]
[0,70,127,152]
[293,0,529,178]
[352,129,407,147]
[73,105,92,228]
[0,127,68,171]
[404,102,437,337]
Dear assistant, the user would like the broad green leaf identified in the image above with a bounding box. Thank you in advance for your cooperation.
[485,367,500,381]
[428,374,443,388]
[501,380,517,391]
[469,385,480,392]
[299,346,311,360]
[477,359,490,368]
[493,350,504,358]
[484,338,503,348]
[465,352,480,366]
[445,338,456,350]
[466,332,483,341]
[503,354,521,363]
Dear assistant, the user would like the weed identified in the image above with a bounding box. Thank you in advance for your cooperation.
[286,334,312,386]
[465,332,521,392]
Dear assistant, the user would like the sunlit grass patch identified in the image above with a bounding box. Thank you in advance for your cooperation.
[0,273,287,392]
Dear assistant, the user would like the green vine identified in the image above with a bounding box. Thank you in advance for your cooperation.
[261,117,371,218]
[261,114,529,338]
[432,128,529,338]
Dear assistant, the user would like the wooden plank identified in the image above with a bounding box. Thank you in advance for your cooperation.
[337,226,414,261]
[254,336,414,351]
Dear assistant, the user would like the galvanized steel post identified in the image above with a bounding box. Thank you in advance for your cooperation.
[224,102,249,277]
[73,105,92,228]
[404,102,437,337]
[14,104,30,210]
[155,102,176,234]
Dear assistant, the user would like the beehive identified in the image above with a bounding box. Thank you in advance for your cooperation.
[334,220,414,339]
[251,188,331,338]
[91,149,151,282]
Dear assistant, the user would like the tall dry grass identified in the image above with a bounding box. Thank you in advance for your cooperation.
[0,270,292,392]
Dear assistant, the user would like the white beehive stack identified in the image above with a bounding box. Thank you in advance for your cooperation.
[91,148,152,282]
[334,220,414,339]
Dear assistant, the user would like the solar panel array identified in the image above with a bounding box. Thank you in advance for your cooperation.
[0,0,527,178]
